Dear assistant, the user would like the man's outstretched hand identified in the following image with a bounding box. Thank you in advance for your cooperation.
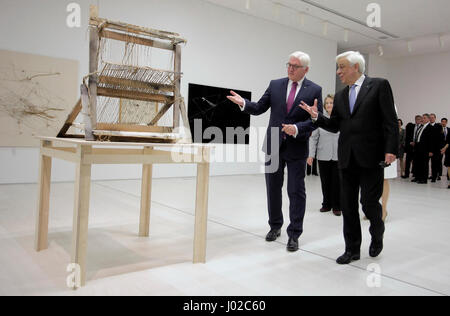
[227,90,245,108]
[299,99,319,118]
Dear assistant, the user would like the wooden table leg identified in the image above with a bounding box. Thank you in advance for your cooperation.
[71,145,92,287]
[35,140,53,251]
[139,163,153,237]
[193,148,210,263]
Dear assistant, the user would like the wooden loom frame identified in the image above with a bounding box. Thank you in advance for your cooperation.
[58,5,191,143]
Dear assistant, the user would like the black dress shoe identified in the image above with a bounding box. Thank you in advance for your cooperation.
[411,178,417,182]
[336,251,360,264]
[286,238,299,252]
[369,239,384,258]
[320,207,331,213]
[265,229,281,242]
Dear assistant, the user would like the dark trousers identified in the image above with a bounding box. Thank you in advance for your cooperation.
[318,160,341,210]
[265,147,307,240]
[431,153,443,179]
[404,151,414,177]
[340,157,385,253]
[414,151,429,182]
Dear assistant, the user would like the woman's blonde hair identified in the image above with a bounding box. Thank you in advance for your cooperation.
[325,94,334,102]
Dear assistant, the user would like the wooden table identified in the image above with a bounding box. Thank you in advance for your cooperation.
[34,136,212,287]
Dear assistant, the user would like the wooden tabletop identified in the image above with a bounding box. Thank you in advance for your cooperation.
[36,136,214,149]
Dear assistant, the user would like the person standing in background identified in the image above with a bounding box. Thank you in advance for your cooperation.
[404,115,423,179]
[429,114,443,182]
[441,125,450,188]
[308,94,341,217]
[398,119,406,177]
[414,114,433,184]
[441,118,449,182]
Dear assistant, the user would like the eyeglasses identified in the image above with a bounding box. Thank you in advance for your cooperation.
[286,63,305,70]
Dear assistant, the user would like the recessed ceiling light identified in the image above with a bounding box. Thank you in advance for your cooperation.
[379,36,389,40]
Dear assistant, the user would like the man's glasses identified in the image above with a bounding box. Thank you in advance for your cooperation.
[286,63,305,70]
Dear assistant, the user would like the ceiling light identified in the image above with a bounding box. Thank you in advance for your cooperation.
[298,12,305,27]
[322,21,328,36]
[272,3,281,19]
[407,41,412,53]
[439,35,445,48]
[245,0,251,10]
[344,29,349,42]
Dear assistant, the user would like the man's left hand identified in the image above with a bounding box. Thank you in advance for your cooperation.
[282,124,296,137]
[385,153,396,164]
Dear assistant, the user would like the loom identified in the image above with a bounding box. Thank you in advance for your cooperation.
[58,5,191,143]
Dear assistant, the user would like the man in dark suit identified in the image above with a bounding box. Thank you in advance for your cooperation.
[441,118,450,181]
[300,51,398,264]
[227,51,323,252]
[414,114,433,184]
[429,114,443,182]
[404,115,423,178]
[441,118,449,179]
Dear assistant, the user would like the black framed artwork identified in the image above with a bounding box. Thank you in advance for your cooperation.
[188,83,251,144]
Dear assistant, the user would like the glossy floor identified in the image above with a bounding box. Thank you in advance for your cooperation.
[0,174,449,296]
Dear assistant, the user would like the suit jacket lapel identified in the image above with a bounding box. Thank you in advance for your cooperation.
[342,86,350,117]
[351,77,372,116]
[282,78,289,116]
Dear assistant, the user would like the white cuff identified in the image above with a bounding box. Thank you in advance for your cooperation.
[239,100,246,111]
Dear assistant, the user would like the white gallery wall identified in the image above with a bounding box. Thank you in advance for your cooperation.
[367,51,450,124]
[0,0,337,184]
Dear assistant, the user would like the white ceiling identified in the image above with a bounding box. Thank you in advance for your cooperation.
[203,0,450,58]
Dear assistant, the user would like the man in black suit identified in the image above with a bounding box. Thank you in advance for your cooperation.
[300,51,398,264]
[227,51,323,252]
[440,118,449,179]
[414,114,434,184]
[429,114,443,182]
[404,115,423,179]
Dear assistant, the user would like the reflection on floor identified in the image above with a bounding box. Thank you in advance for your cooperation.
[0,174,449,296]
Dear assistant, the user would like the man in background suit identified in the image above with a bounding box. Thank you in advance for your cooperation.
[300,51,398,264]
[429,114,443,182]
[441,118,449,179]
[404,115,423,179]
[227,52,323,252]
[414,114,433,184]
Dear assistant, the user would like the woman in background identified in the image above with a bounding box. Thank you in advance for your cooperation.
[308,94,341,216]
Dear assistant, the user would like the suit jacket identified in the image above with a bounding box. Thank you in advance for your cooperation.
[415,124,433,155]
[444,127,450,149]
[315,76,399,169]
[430,123,444,153]
[436,124,449,152]
[405,123,417,154]
[243,77,323,159]
[309,118,339,162]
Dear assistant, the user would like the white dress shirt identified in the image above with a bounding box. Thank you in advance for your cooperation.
[350,74,366,100]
